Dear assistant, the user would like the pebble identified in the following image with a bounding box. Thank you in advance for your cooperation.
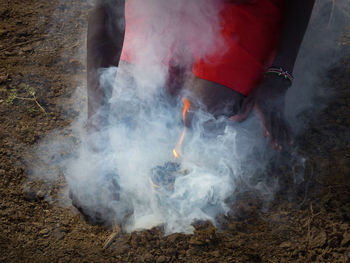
[188,237,204,246]
[53,228,66,240]
[36,190,46,200]
[167,233,182,243]
[0,29,7,37]
[143,253,153,261]
[0,74,8,84]
[39,228,50,235]
[279,241,292,248]
[22,46,33,52]
[165,248,176,256]
[156,255,167,263]
[209,250,220,257]
[23,189,37,201]
[341,231,350,246]
[4,51,15,57]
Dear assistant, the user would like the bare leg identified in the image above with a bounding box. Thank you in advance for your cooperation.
[87,0,125,132]
[70,0,126,226]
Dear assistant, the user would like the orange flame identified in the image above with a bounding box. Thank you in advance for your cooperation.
[173,98,190,159]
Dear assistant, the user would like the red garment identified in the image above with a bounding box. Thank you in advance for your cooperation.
[120,0,284,95]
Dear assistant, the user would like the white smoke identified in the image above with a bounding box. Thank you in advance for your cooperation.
[64,0,267,233]
[123,0,226,66]
[25,0,350,234]
[64,73,275,234]
[286,0,350,128]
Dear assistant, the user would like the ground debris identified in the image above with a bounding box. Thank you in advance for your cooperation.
[103,223,121,249]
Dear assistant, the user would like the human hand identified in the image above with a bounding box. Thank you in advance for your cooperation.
[230,74,293,151]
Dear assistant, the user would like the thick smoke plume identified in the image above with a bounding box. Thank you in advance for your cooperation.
[26,0,349,234]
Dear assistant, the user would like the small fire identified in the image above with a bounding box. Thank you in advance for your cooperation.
[149,98,191,190]
[173,98,190,159]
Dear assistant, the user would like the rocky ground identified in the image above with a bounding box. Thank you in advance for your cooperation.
[0,0,350,262]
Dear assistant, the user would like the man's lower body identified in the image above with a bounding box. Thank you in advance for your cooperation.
[72,0,284,226]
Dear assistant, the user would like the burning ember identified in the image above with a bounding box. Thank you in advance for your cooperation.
[150,98,191,190]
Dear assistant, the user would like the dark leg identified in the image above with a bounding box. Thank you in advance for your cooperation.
[70,0,126,226]
[87,0,126,132]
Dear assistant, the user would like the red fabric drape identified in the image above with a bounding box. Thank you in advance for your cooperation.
[120,0,284,95]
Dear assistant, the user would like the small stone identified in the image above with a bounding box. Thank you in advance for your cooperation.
[189,237,204,246]
[341,231,350,247]
[53,228,65,240]
[143,253,153,262]
[0,74,8,84]
[156,255,167,263]
[279,241,292,248]
[22,46,33,52]
[4,51,15,57]
[0,29,7,36]
[167,233,182,243]
[23,189,36,201]
[209,250,220,257]
[39,228,50,235]
[186,248,195,257]
[36,190,46,200]
[166,248,176,256]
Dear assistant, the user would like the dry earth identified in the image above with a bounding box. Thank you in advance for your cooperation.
[0,1,350,262]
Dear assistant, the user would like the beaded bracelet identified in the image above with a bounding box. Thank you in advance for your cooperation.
[265,67,294,83]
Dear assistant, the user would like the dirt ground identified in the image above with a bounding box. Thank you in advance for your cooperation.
[1,1,350,262]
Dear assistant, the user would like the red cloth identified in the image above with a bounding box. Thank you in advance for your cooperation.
[120,0,284,95]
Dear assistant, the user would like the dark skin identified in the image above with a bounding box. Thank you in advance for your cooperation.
[87,0,315,150]
[230,0,316,151]
[87,0,125,132]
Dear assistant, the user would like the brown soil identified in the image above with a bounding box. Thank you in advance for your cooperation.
[1,1,350,262]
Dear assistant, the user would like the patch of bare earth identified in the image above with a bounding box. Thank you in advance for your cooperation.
[0,1,350,262]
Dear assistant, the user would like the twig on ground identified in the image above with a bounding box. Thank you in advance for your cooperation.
[0,36,46,53]
[31,93,47,115]
[7,85,47,115]
[305,203,321,252]
[103,222,121,250]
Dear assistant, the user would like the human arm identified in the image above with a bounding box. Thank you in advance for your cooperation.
[231,0,316,151]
